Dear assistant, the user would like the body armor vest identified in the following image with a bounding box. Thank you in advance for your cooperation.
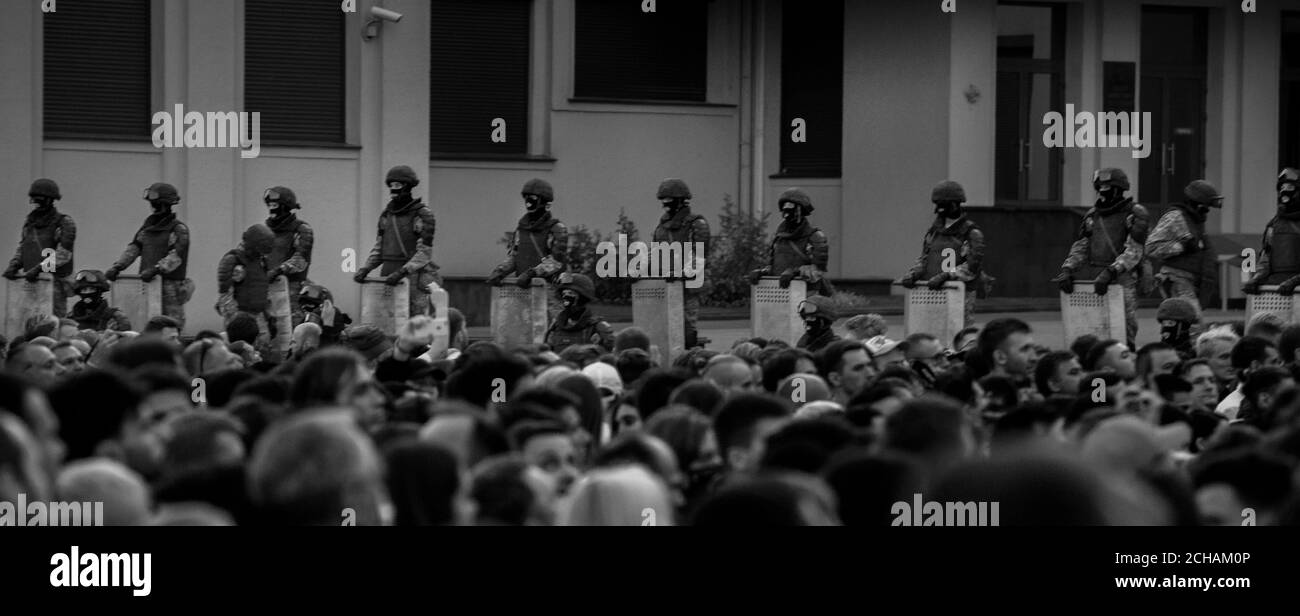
[231,250,270,312]
[268,216,307,281]
[1162,206,1206,275]
[1267,216,1300,279]
[21,209,71,277]
[379,201,426,276]
[138,216,187,280]
[771,223,820,272]
[1087,203,1134,268]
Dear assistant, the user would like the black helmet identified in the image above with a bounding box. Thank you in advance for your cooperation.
[930,181,966,204]
[522,178,554,202]
[263,186,300,210]
[1092,168,1131,192]
[73,269,111,294]
[556,272,597,303]
[144,182,180,206]
[386,165,420,188]
[778,188,814,215]
[299,283,333,306]
[657,178,692,200]
[1183,180,1222,208]
[29,178,61,200]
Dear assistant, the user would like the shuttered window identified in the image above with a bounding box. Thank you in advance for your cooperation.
[778,0,843,177]
[574,0,707,102]
[44,0,152,140]
[430,0,531,156]
[245,0,346,144]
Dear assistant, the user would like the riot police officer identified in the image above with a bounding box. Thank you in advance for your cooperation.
[217,224,277,350]
[1244,169,1300,295]
[1145,180,1222,315]
[896,180,990,326]
[487,178,569,288]
[544,273,614,353]
[299,283,352,346]
[69,269,131,332]
[263,186,314,325]
[105,182,193,329]
[748,188,833,296]
[652,178,710,349]
[4,179,76,317]
[354,166,440,316]
[796,295,840,353]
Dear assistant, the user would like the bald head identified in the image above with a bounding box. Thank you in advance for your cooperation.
[703,355,756,394]
[290,322,322,359]
[6,343,59,388]
[56,458,152,526]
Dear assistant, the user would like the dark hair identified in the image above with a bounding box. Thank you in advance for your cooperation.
[1178,358,1212,377]
[614,327,651,353]
[506,418,571,451]
[469,455,536,526]
[882,395,969,469]
[644,405,712,472]
[1083,339,1121,372]
[977,375,1018,409]
[817,340,868,379]
[1154,373,1193,400]
[47,369,143,461]
[446,308,466,349]
[952,326,980,350]
[1069,334,1100,365]
[668,380,725,417]
[160,412,246,477]
[444,354,534,409]
[592,432,679,481]
[1231,336,1277,374]
[105,338,179,372]
[1278,324,1300,365]
[971,318,1031,376]
[1034,351,1076,398]
[761,348,815,393]
[203,368,258,409]
[226,396,283,450]
[145,315,182,333]
[558,344,602,367]
[1136,341,1175,379]
[225,313,260,345]
[1241,366,1292,409]
[990,402,1063,453]
[930,453,1109,525]
[692,474,835,526]
[848,378,911,410]
[713,393,790,460]
[635,368,693,423]
[823,451,925,526]
[130,365,191,395]
[555,374,605,449]
[759,416,856,474]
[289,348,365,409]
[1190,449,1294,512]
[230,374,292,406]
[933,365,977,406]
[385,441,461,526]
[615,348,654,388]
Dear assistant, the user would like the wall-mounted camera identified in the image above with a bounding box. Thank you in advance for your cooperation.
[362,5,403,41]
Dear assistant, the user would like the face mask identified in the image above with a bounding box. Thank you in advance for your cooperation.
[935,203,960,219]
[561,293,579,309]
[781,206,801,224]
[267,202,283,216]
[525,197,543,213]
[803,316,823,332]
[662,199,681,214]
[389,182,410,199]
[30,197,52,209]
[1196,204,1211,217]
[1160,321,1191,346]
[79,293,98,305]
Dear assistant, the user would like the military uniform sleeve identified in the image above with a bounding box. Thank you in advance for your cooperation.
[362,216,385,271]
[1253,224,1275,281]
[1111,204,1149,274]
[217,253,239,293]
[690,217,711,263]
[491,231,519,277]
[1145,211,1192,261]
[111,229,143,271]
[401,207,436,274]
[904,230,932,280]
[1061,216,1091,272]
[279,221,313,276]
[535,221,568,279]
[8,232,24,273]
[951,226,985,283]
[55,215,76,269]
[809,229,830,272]
[156,222,190,275]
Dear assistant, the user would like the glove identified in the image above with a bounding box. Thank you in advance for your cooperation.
[1180,236,1203,253]
[2,267,19,281]
[353,268,372,284]
[1051,270,1074,294]
[514,271,535,289]
[926,273,951,290]
[894,276,919,289]
[139,267,158,283]
[1242,278,1262,295]
[384,270,406,286]
[24,268,42,282]
[485,273,505,286]
[778,269,796,289]
[1093,267,1116,295]
[746,269,765,286]
[104,267,121,282]
[1279,279,1299,296]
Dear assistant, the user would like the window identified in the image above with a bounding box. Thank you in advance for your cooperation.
[44,0,152,140]
[245,0,346,144]
[574,0,707,102]
[1281,13,1300,169]
[430,0,531,156]
[778,0,843,178]
[994,3,1064,206]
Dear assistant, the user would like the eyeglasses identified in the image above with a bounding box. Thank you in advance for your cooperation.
[263,188,282,203]
[143,188,159,200]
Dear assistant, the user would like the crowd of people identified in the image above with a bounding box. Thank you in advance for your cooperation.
[4,292,1300,527]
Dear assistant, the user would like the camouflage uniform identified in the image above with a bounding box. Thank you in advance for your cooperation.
[1060,198,1149,345]
[108,212,193,329]
[5,187,76,317]
[490,212,569,284]
[544,274,614,353]
[266,211,314,326]
[1244,170,1300,295]
[1146,204,1212,315]
[653,204,710,348]
[69,270,131,331]
[901,216,988,326]
[216,226,275,356]
[359,198,439,317]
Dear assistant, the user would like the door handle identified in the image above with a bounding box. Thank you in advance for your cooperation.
[1168,142,1176,176]
[1018,139,1025,172]
[1023,140,1032,171]
[1161,142,1168,176]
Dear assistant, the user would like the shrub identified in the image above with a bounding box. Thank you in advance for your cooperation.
[701,195,771,307]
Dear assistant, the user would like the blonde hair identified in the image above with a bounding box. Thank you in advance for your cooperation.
[559,464,675,526]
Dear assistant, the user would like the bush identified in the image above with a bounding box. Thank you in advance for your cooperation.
[701,195,771,307]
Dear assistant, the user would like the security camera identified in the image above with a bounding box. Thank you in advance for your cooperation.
[370,6,402,23]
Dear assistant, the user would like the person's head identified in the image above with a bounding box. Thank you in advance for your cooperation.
[1034,351,1082,398]
[1157,298,1200,349]
[555,374,605,458]
[469,454,556,526]
[1069,335,1100,365]
[796,296,838,334]
[143,316,182,346]
[865,336,907,373]
[615,348,654,388]
[340,325,392,367]
[0,412,53,502]
[55,458,151,526]
[417,406,511,469]
[1155,374,1195,413]
[1136,342,1180,388]
[775,373,832,410]
[759,416,856,474]
[132,367,194,428]
[882,395,974,474]
[47,370,143,462]
[929,452,1110,525]
[51,341,85,376]
[818,340,874,400]
[1196,326,1240,384]
[444,353,535,413]
[104,337,182,374]
[634,368,693,423]
[446,308,467,351]
[990,402,1067,453]
[1278,324,1300,366]
[561,464,677,526]
[848,378,915,420]
[975,318,1034,378]
[56,319,79,342]
[289,323,322,361]
[1246,312,1286,346]
[761,348,817,393]
[1179,359,1220,411]
[614,327,651,353]
[182,338,241,377]
[904,333,949,375]
[262,185,299,221]
[822,451,924,526]
[159,412,246,478]
[609,393,642,437]
[702,355,757,396]
[644,406,720,486]
[289,347,373,411]
[1085,339,1136,381]
[1230,336,1281,381]
[691,473,839,526]
[508,419,580,498]
[24,314,59,341]
[384,441,465,526]
[28,178,61,210]
[1092,167,1129,203]
[1241,366,1294,420]
[712,393,790,473]
[668,380,725,417]
[247,410,387,525]
[844,314,888,341]
[1191,450,1293,526]
[5,343,58,389]
[952,327,980,357]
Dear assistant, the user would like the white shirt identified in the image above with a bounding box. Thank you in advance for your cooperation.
[1215,385,1244,421]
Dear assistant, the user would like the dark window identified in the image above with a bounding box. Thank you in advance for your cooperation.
[245,0,346,144]
[778,0,843,177]
[1281,12,1300,169]
[574,0,707,102]
[430,0,531,156]
[994,2,1065,206]
[44,0,152,140]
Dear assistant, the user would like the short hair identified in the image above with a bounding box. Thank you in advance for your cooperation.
[131,365,192,395]
[933,365,978,406]
[1231,336,1276,373]
[385,441,461,526]
[1069,334,1099,364]
[1190,449,1293,511]
[823,451,925,526]
[443,353,534,409]
[1136,342,1175,377]
[1154,373,1193,400]
[644,406,713,472]
[1178,357,1212,377]
[511,387,580,416]
[506,418,571,451]
[1278,324,1300,364]
[47,370,143,461]
[692,473,837,526]
[1083,339,1121,372]
[24,314,58,340]
[614,327,651,353]
[848,378,912,410]
[161,412,246,477]
[973,318,1031,374]
[1246,312,1286,339]
[759,416,856,474]
[289,348,366,409]
[469,455,537,526]
[1034,351,1077,397]
[58,318,79,331]
[225,313,260,345]
[713,393,789,459]
[952,326,980,350]
[668,380,725,417]
[51,340,76,353]
[817,340,868,379]
[145,315,182,333]
[203,368,258,408]
[1242,366,1292,407]
[634,368,693,423]
[761,348,816,392]
[247,411,383,525]
[1195,326,1240,358]
[105,338,179,372]
[615,348,654,387]
[882,395,969,466]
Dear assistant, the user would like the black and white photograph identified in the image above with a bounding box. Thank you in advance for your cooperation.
[1,0,1296,601]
